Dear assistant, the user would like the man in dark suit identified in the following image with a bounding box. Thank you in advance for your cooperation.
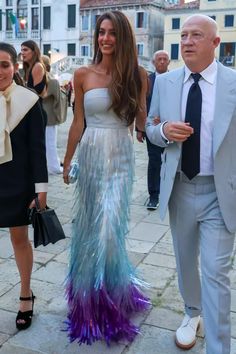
[146,50,170,210]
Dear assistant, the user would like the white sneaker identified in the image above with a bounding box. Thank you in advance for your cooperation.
[175,314,200,350]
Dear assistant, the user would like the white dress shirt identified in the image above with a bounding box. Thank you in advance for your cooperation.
[181,60,217,175]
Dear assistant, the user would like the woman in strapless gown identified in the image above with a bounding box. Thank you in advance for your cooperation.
[63,10,150,345]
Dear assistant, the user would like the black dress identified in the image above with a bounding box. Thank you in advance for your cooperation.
[27,69,48,125]
[0,100,48,228]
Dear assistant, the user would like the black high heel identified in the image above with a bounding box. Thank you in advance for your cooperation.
[16,291,35,330]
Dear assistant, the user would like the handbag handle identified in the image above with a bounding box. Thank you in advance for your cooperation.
[35,196,41,211]
[35,196,47,211]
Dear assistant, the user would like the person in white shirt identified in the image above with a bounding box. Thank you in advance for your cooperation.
[146,14,236,354]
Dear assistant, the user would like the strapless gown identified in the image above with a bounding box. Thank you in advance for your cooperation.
[65,88,150,345]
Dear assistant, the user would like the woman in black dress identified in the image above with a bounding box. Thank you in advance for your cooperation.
[0,42,48,330]
[21,40,47,97]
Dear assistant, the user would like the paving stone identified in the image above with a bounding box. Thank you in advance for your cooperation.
[0,235,13,259]
[34,238,69,255]
[0,260,22,286]
[54,249,69,264]
[142,210,170,226]
[127,252,145,267]
[143,252,176,269]
[33,251,55,265]
[126,239,154,254]
[7,313,125,354]
[0,333,9,347]
[137,263,176,290]
[32,260,67,285]
[232,338,236,354]
[128,222,168,242]
[126,325,205,354]
[160,278,184,313]
[152,241,175,256]
[0,309,18,335]
[0,344,44,354]
[232,289,236,312]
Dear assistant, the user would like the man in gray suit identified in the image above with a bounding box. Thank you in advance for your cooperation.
[146,14,236,354]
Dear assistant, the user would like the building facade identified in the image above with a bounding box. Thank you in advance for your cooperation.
[164,0,236,70]
[0,0,81,61]
[79,0,167,71]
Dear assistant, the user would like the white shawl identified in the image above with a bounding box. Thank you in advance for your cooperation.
[0,82,39,164]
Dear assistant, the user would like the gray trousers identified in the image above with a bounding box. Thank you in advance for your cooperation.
[169,173,235,354]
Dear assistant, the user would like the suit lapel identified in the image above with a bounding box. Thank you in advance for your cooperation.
[213,63,236,156]
[167,68,184,123]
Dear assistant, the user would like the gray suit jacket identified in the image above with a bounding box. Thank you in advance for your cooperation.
[146,62,236,233]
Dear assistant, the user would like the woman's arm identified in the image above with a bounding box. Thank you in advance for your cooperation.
[63,67,86,184]
[136,66,148,141]
[31,62,47,97]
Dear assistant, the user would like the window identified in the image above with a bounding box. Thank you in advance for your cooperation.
[172,18,180,30]
[92,14,100,29]
[31,7,39,30]
[220,42,235,67]
[209,15,216,21]
[171,44,179,60]
[6,0,13,6]
[68,4,76,28]
[136,12,147,28]
[43,7,51,30]
[225,15,234,27]
[6,9,13,30]
[0,10,2,31]
[81,15,89,31]
[43,44,51,56]
[32,0,39,4]
[137,44,144,56]
[68,43,76,56]
[80,45,89,57]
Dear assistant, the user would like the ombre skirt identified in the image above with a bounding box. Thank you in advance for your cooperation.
[65,126,150,345]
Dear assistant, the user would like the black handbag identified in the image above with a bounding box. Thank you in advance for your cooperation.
[29,197,66,248]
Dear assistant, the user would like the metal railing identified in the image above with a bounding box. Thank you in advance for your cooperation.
[51,56,92,76]
[220,55,235,67]
[51,55,153,76]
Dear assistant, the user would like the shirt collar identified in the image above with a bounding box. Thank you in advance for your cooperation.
[183,60,217,84]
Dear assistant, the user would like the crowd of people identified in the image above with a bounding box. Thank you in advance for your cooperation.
[0,10,236,354]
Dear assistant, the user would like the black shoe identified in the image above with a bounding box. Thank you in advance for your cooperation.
[16,291,35,330]
[146,197,159,210]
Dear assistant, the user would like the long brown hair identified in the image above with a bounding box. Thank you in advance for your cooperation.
[93,11,142,126]
[21,40,46,82]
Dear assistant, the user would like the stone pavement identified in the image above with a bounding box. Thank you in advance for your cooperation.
[0,108,236,354]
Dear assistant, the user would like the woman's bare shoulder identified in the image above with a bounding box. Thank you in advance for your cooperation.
[138,65,148,77]
[32,62,44,73]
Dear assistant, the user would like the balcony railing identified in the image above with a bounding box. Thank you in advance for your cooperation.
[51,56,92,75]
[5,30,13,39]
[51,55,153,75]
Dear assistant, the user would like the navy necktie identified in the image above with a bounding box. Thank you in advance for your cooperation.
[181,73,202,180]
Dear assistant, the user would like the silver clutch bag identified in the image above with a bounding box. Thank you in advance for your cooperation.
[68,161,79,184]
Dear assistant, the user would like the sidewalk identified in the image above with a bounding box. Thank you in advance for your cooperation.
[0,108,236,354]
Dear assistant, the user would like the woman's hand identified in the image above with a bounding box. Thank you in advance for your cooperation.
[63,160,71,185]
[29,192,47,210]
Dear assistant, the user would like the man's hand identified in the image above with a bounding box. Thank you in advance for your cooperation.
[153,116,161,125]
[163,122,193,142]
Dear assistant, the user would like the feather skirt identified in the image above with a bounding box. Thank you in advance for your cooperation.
[65,127,150,345]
